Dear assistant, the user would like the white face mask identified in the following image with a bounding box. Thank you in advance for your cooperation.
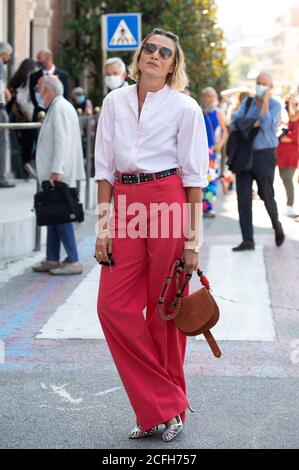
[105,75,123,90]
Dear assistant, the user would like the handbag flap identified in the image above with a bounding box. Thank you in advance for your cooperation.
[174,287,215,334]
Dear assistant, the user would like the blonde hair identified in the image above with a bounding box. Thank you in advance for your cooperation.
[128,28,189,90]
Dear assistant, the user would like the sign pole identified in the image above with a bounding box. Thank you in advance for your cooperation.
[101,15,108,97]
[102,48,108,97]
[102,13,142,99]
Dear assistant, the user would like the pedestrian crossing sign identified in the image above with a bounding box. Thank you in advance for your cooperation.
[102,13,142,51]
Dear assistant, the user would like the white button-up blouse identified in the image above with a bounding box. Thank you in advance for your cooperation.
[94,84,209,188]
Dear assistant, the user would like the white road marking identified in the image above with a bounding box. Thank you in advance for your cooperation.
[95,387,122,396]
[194,245,276,341]
[36,246,276,342]
[41,382,83,404]
[39,383,121,412]
[36,266,104,339]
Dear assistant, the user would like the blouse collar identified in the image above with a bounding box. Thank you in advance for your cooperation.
[128,83,170,117]
[142,83,170,100]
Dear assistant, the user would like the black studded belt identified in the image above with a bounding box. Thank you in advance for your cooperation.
[114,168,180,184]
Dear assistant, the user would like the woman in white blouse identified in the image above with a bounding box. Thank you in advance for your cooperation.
[94,28,209,442]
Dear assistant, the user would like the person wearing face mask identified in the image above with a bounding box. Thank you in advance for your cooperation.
[231,72,284,251]
[71,87,93,116]
[104,57,129,93]
[29,49,70,121]
[71,87,94,159]
[26,49,71,179]
[32,75,85,276]
[276,93,299,217]
[201,87,228,217]
[0,42,15,188]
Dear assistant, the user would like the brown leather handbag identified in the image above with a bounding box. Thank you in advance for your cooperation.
[158,260,221,358]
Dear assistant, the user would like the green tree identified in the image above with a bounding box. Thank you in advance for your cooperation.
[62,0,228,104]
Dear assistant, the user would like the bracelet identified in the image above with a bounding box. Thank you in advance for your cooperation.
[97,229,110,238]
[184,245,200,253]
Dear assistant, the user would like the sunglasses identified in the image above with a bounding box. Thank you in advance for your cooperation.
[142,42,174,60]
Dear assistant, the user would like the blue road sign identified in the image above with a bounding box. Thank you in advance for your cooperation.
[102,13,142,51]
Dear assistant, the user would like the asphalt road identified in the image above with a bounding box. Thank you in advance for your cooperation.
[0,174,298,449]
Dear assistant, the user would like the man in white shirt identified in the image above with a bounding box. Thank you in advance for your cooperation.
[26,49,71,179]
[32,75,85,275]
[0,42,15,188]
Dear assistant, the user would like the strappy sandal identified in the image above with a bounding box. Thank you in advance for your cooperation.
[161,415,183,442]
[128,424,157,439]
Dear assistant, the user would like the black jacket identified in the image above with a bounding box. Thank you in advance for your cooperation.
[226,97,260,174]
[227,117,259,174]
[29,67,70,121]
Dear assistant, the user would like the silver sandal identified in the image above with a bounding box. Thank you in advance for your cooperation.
[161,415,183,442]
[128,424,157,439]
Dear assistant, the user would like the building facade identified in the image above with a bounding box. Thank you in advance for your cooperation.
[226,1,299,92]
[0,0,73,71]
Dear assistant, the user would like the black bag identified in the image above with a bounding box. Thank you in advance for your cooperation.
[34,181,84,226]
[227,97,258,174]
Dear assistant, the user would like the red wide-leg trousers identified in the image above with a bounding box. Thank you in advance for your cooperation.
[97,174,190,431]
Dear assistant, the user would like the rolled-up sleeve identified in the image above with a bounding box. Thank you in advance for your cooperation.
[94,95,116,186]
[259,100,281,131]
[177,104,209,188]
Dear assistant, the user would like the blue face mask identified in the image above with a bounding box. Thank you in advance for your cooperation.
[35,92,46,109]
[256,84,268,98]
[76,95,86,105]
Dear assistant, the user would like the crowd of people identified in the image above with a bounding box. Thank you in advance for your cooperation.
[0,42,130,275]
[0,39,299,272]
[0,44,129,185]
[184,76,299,236]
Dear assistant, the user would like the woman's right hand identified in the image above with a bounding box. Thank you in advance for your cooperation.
[94,235,113,264]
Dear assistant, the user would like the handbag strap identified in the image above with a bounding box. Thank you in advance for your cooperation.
[158,260,212,321]
[244,96,254,116]
[204,331,222,358]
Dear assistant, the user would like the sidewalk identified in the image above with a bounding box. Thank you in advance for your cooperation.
[0,180,39,259]
[0,178,98,262]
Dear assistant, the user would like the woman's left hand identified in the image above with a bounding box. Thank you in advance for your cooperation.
[181,249,199,273]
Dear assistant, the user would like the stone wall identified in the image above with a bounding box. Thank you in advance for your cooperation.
[48,0,65,67]
[13,0,66,67]
[14,0,32,66]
